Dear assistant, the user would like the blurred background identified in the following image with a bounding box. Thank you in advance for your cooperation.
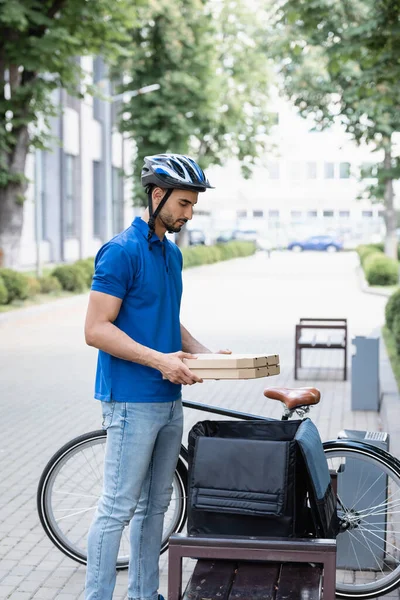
[1,0,399,273]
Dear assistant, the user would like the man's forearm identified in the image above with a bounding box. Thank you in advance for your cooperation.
[86,321,161,369]
[180,323,211,354]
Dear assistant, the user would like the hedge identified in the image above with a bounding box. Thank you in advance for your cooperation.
[0,268,30,303]
[181,241,256,269]
[385,288,400,332]
[74,258,95,286]
[0,242,256,308]
[364,253,399,286]
[51,264,87,292]
[356,244,384,267]
[0,275,8,305]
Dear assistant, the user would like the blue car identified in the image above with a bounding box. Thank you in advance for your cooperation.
[287,235,343,252]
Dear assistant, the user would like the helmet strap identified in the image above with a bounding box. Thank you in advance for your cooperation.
[147,188,174,247]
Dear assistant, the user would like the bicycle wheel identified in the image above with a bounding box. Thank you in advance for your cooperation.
[37,430,187,569]
[323,440,400,599]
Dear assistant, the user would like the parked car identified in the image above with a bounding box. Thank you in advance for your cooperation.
[216,230,235,243]
[233,229,258,242]
[287,235,343,252]
[188,229,206,246]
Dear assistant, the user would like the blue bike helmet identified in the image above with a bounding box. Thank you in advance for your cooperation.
[141,153,213,193]
[141,153,213,244]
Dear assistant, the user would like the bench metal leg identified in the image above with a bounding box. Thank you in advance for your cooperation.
[168,544,183,600]
[168,535,336,600]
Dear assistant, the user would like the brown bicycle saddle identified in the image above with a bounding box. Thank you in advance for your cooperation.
[264,386,321,410]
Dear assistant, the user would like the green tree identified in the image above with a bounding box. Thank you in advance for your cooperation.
[0,0,137,267]
[115,0,272,205]
[272,0,400,258]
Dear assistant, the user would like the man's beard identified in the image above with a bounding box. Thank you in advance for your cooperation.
[159,211,188,233]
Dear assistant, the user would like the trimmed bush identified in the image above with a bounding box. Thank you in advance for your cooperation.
[0,275,8,305]
[26,276,41,298]
[392,313,400,355]
[364,252,399,286]
[356,244,384,267]
[0,268,29,303]
[385,288,400,331]
[74,258,95,287]
[181,241,256,269]
[39,275,62,294]
[52,264,87,292]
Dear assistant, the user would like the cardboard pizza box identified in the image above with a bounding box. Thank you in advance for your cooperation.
[183,353,280,370]
[189,364,280,380]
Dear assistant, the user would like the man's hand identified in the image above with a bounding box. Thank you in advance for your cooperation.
[158,351,203,385]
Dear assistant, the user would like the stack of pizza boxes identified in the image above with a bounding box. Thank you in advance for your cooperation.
[183,353,280,380]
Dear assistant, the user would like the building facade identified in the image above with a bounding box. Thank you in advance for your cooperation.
[19,73,388,268]
[20,56,135,269]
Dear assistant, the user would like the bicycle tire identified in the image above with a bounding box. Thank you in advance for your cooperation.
[37,430,187,569]
[37,432,400,599]
[323,440,400,599]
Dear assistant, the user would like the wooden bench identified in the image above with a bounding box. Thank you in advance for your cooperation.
[168,534,336,600]
[295,318,347,380]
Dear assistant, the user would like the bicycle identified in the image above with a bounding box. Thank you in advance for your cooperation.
[37,385,400,600]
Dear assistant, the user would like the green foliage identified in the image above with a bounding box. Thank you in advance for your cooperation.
[0,268,29,302]
[356,244,384,266]
[364,252,399,286]
[39,275,62,294]
[51,264,87,292]
[272,0,400,249]
[0,0,137,188]
[114,0,271,204]
[392,313,400,356]
[26,276,41,298]
[0,275,8,304]
[181,241,256,269]
[385,289,400,332]
[74,258,95,287]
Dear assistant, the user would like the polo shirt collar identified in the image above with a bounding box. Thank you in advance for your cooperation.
[132,216,163,244]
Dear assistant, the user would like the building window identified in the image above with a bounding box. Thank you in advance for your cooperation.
[324,162,334,179]
[339,162,350,179]
[267,162,280,179]
[307,210,318,218]
[253,210,263,218]
[93,161,102,238]
[306,162,317,179]
[362,210,373,218]
[64,154,77,237]
[112,167,124,235]
[93,57,105,121]
[290,210,302,219]
[236,209,247,218]
[339,210,350,218]
[268,210,280,219]
[323,210,334,218]
[289,161,303,180]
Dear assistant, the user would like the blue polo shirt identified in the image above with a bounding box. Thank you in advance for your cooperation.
[91,217,183,403]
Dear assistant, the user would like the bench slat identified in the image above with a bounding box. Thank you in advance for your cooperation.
[183,560,235,600]
[229,561,280,600]
[275,563,323,600]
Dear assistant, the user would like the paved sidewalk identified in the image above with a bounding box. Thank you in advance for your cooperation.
[0,251,397,600]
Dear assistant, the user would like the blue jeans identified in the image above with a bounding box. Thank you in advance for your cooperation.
[85,399,183,600]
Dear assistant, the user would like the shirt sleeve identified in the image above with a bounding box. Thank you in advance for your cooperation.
[91,242,134,299]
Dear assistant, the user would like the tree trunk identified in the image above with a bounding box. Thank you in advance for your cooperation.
[0,123,29,268]
[0,185,25,268]
[383,144,397,260]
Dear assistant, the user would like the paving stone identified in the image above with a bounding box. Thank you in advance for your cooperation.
[0,252,396,600]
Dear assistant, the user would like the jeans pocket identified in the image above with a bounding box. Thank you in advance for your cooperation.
[101,401,116,430]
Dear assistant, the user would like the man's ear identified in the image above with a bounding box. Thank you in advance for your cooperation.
[152,187,166,209]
